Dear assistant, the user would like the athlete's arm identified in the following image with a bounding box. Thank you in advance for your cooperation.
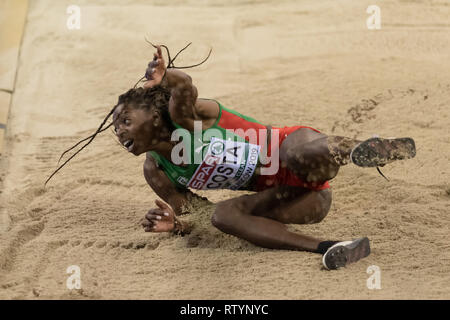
[143,46,196,124]
[143,154,192,216]
[142,155,190,234]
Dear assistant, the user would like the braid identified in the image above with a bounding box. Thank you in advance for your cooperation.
[45,86,172,186]
[45,106,117,186]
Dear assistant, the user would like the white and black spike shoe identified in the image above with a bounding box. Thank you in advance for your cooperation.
[322,237,371,270]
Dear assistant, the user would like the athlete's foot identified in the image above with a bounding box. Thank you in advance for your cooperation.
[350,137,416,168]
[322,237,371,270]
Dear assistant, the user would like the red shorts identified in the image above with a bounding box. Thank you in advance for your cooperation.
[253,126,331,192]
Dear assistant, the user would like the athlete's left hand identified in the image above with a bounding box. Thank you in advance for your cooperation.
[143,45,166,89]
[141,199,175,232]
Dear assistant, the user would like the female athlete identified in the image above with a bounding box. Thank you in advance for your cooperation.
[95,45,416,270]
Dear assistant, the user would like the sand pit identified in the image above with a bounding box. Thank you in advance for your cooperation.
[0,0,449,299]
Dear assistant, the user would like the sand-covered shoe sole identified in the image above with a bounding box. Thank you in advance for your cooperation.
[350,137,416,168]
[322,237,371,270]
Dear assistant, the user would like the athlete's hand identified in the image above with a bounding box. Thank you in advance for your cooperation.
[141,199,175,232]
[143,45,166,89]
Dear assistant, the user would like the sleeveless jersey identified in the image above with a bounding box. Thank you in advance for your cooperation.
[148,100,268,191]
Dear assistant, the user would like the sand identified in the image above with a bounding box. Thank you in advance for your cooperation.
[0,0,449,299]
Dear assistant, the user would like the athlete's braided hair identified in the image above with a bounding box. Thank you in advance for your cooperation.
[45,42,212,186]
[117,86,173,129]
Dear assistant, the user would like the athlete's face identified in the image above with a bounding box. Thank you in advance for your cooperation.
[113,104,162,155]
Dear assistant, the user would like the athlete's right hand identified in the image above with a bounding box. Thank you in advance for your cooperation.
[141,199,175,232]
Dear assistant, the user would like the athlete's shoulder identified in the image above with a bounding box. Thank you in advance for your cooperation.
[144,152,159,170]
[172,98,220,131]
[193,98,220,121]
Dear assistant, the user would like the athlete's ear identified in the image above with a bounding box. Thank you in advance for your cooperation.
[151,109,162,128]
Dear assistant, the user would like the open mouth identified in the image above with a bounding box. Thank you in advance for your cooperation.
[123,139,134,152]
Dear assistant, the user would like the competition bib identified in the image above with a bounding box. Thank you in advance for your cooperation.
[187,137,260,190]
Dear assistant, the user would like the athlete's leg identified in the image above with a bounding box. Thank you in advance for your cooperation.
[211,185,334,252]
[278,128,358,183]
[279,128,416,183]
[211,185,371,269]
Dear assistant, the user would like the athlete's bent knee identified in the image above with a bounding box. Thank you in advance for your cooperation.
[310,189,332,223]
